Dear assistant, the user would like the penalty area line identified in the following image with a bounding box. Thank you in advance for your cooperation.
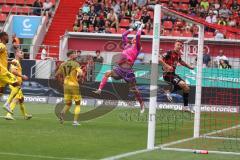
[0,152,87,160]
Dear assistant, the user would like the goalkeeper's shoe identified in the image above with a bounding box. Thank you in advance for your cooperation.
[140,103,145,114]
[93,89,102,95]
[183,106,195,114]
[24,114,32,120]
[4,115,15,120]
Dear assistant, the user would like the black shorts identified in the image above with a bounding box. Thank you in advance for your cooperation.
[163,72,184,86]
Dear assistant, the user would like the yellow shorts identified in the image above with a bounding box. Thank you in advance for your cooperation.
[64,85,81,103]
[0,71,17,88]
[9,85,24,100]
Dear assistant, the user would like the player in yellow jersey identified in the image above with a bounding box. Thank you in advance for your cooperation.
[55,50,83,126]
[4,49,32,120]
[0,32,21,114]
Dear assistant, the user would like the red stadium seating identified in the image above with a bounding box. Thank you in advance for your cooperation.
[182,31,193,37]
[204,32,214,38]
[22,6,32,14]
[181,0,190,3]
[109,27,116,34]
[16,0,25,5]
[163,21,173,30]
[119,19,130,28]
[2,5,12,13]
[149,29,153,35]
[160,0,169,3]
[0,0,5,4]
[88,25,94,32]
[117,28,126,34]
[173,0,180,2]
[162,30,171,36]
[172,30,181,37]
[0,13,7,22]
[161,3,168,7]
[148,11,154,19]
[12,6,22,14]
[226,32,236,39]
[26,0,35,5]
[6,0,15,5]
[179,4,189,11]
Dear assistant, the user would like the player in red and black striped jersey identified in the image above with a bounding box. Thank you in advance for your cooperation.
[159,40,194,113]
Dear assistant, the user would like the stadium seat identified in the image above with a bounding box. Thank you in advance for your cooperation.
[226,33,236,39]
[179,4,189,11]
[26,0,35,5]
[160,0,169,3]
[162,30,171,36]
[22,6,31,14]
[2,5,12,13]
[172,0,180,3]
[119,19,130,28]
[6,0,15,5]
[172,30,182,37]
[236,34,240,40]
[0,0,5,4]
[204,32,214,38]
[16,0,25,5]
[161,3,168,7]
[88,25,94,32]
[181,0,189,3]
[149,30,153,35]
[109,27,116,34]
[12,6,22,14]
[163,21,173,30]
[117,28,126,34]
[0,13,7,22]
[148,11,154,19]
[182,31,193,37]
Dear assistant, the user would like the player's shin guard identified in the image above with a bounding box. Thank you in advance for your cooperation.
[6,86,20,105]
[74,105,80,122]
[19,103,27,116]
[183,92,189,106]
[98,76,108,90]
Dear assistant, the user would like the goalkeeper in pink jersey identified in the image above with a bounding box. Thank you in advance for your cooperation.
[93,23,145,113]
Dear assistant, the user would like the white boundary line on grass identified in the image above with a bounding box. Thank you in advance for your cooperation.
[101,148,155,160]
[102,124,240,159]
[204,136,240,141]
[202,125,240,136]
[161,147,240,156]
[0,152,88,160]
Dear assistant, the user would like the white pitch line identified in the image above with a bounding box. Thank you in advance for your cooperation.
[0,152,88,160]
[204,136,240,141]
[202,124,240,137]
[162,147,240,156]
[101,148,155,160]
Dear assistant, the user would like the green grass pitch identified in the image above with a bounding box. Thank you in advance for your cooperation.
[0,103,239,160]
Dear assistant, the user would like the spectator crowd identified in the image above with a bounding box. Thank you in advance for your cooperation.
[72,0,240,39]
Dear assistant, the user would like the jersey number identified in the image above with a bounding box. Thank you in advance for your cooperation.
[63,65,72,76]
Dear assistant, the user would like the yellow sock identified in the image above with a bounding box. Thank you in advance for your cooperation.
[19,103,27,117]
[74,105,81,122]
[10,100,17,111]
[6,86,20,105]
